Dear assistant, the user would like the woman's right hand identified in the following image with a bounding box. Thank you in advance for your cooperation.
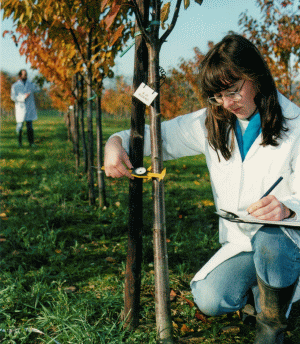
[104,136,134,179]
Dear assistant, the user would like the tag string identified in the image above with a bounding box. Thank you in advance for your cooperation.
[87,94,96,101]
[120,21,160,57]
[148,67,167,89]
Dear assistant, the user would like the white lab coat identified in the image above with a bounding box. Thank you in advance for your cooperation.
[11,79,37,123]
[114,92,300,303]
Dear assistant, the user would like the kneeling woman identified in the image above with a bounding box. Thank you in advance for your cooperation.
[104,34,300,343]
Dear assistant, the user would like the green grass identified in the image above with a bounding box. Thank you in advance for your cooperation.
[0,110,300,343]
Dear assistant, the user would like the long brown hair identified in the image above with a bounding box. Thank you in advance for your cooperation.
[200,34,287,160]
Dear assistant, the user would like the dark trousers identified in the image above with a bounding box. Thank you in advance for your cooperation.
[16,121,34,146]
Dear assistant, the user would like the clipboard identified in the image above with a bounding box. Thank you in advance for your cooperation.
[216,209,300,228]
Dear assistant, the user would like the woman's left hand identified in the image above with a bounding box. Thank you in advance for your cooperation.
[247,195,291,221]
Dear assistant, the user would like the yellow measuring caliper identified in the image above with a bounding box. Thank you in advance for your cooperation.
[102,166,166,181]
[131,166,166,181]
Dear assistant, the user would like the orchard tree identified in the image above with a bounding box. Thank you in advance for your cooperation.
[160,73,186,118]
[49,83,72,113]
[3,25,82,168]
[102,76,132,117]
[0,71,15,118]
[104,1,204,342]
[178,44,213,106]
[239,0,300,100]
[160,44,213,118]
[2,0,134,206]
[33,88,53,110]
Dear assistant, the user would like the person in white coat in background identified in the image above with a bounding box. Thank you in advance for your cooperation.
[104,34,300,343]
[11,69,37,147]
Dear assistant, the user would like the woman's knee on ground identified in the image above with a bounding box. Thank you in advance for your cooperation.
[191,280,227,317]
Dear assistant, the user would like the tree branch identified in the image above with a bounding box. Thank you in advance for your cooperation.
[131,0,151,44]
[160,0,183,47]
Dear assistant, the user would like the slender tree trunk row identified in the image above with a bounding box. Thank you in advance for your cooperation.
[67,70,105,206]
[96,93,107,208]
[148,42,173,343]
[86,69,96,205]
[79,74,88,173]
[124,0,149,329]
[123,1,173,342]
[73,74,80,171]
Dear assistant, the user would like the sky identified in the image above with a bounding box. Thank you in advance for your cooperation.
[0,1,261,82]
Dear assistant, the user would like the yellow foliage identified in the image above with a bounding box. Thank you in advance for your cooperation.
[201,200,214,207]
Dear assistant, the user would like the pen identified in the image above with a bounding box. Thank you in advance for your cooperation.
[260,176,283,199]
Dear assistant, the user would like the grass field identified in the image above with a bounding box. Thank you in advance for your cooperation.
[0,110,299,343]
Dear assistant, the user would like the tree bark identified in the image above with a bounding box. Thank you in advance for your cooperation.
[73,74,80,171]
[147,7,173,343]
[123,0,149,330]
[65,108,72,142]
[96,93,107,208]
[79,74,88,173]
[86,30,96,205]
[86,71,96,205]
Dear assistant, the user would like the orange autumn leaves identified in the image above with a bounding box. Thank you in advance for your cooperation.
[240,0,300,101]
[2,0,134,111]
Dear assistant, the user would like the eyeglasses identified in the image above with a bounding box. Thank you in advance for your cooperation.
[208,80,246,106]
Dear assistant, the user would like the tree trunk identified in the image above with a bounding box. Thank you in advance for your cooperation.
[86,30,96,205]
[65,108,72,142]
[96,93,107,208]
[73,74,80,171]
[124,0,149,330]
[86,69,96,205]
[79,74,88,173]
[148,23,173,344]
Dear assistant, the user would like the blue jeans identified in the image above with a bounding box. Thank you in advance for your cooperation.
[191,226,300,316]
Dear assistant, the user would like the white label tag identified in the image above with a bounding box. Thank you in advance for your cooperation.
[133,82,158,106]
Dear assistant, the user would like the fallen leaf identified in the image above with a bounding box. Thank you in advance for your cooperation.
[170,289,177,302]
[105,257,116,263]
[181,324,193,334]
[221,326,240,334]
[178,294,195,308]
[64,286,76,293]
[177,337,206,343]
[236,309,243,319]
[195,310,207,323]
[201,199,214,207]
